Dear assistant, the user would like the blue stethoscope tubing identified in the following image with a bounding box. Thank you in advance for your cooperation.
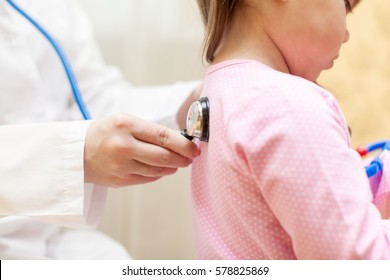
[357,140,390,178]
[6,0,91,120]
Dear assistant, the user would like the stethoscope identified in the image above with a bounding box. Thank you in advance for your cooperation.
[7,0,389,179]
[181,96,210,142]
[6,0,91,120]
[356,140,390,178]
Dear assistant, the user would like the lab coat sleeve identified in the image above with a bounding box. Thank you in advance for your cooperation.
[0,120,105,228]
[63,1,200,128]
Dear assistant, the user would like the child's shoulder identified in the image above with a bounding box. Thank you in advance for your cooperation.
[205,59,350,149]
[207,59,334,106]
[208,59,345,131]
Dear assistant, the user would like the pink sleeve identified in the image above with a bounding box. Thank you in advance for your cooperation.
[238,91,390,259]
[370,150,390,219]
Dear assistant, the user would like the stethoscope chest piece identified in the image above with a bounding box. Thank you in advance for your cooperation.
[181,96,209,142]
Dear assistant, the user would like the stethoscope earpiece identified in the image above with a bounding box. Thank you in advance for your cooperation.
[181,96,210,142]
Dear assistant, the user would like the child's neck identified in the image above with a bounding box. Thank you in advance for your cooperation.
[213,7,290,75]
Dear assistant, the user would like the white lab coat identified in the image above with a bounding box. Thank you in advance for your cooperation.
[0,0,197,259]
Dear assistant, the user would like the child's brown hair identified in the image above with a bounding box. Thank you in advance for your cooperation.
[197,0,242,63]
[197,0,361,63]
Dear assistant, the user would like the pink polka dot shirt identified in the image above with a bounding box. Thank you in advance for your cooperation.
[191,60,390,259]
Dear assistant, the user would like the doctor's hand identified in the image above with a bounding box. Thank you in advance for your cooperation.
[83,114,200,187]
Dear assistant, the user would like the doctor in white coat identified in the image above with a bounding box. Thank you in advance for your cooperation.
[0,0,200,259]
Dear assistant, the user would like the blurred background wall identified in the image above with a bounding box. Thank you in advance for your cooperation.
[319,0,390,145]
[74,0,390,259]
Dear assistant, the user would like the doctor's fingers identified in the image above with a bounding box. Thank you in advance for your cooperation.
[128,136,193,168]
[110,174,163,188]
[130,162,178,177]
[131,120,200,160]
[110,165,178,188]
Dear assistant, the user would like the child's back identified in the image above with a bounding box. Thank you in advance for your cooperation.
[191,59,388,259]
[191,0,390,260]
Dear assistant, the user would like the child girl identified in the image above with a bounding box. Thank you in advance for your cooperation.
[191,0,390,259]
